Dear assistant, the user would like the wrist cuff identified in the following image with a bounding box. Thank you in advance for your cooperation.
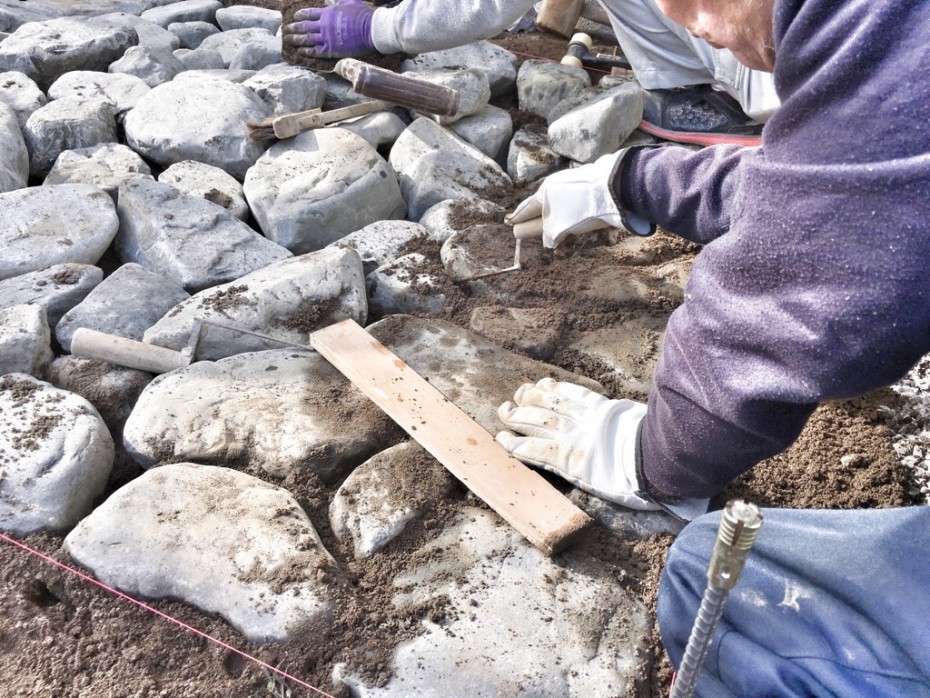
[370,7,401,54]
[607,148,656,237]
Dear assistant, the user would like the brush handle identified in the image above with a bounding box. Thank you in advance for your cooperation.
[273,100,388,139]
[71,328,190,374]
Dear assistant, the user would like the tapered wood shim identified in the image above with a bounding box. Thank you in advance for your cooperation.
[310,320,592,555]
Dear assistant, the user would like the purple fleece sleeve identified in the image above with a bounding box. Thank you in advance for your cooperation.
[623,0,930,498]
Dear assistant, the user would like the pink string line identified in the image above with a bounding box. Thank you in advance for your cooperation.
[505,47,615,75]
[0,531,335,698]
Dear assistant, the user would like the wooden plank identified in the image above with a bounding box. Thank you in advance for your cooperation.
[310,320,592,555]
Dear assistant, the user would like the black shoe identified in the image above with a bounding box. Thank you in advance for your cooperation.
[639,85,763,147]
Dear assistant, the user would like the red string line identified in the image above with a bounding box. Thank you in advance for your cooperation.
[0,531,335,698]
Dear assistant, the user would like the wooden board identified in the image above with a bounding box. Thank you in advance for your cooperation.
[310,320,592,555]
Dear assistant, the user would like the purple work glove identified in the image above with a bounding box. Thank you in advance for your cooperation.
[283,0,376,58]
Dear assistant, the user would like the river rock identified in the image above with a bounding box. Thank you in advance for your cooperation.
[140,0,221,28]
[516,60,591,120]
[0,70,47,128]
[0,263,103,330]
[243,63,326,115]
[44,143,153,201]
[0,304,53,376]
[48,70,151,116]
[0,16,138,90]
[142,247,366,358]
[55,262,190,352]
[507,124,565,185]
[97,11,182,54]
[402,41,517,97]
[367,253,448,317]
[173,46,226,70]
[64,462,336,643]
[389,117,511,220]
[123,75,270,179]
[216,5,281,34]
[114,177,290,292]
[328,220,429,275]
[158,159,249,220]
[548,83,644,163]
[0,373,113,534]
[23,97,119,178]
[0,184,117,281]
[0,100,27,192]
[198,26,272,67]
[244,127,405,253]
[167,20,220,49]
[108,45,187,88]
[418,198,507,244]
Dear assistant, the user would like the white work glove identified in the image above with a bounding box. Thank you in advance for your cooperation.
[506,149,655,249]
[496,378,709,521]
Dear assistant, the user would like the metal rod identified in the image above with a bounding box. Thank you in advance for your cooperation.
[669,500,763,698]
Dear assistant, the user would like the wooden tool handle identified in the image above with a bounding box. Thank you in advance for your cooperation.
[276,101,389,139]
[71,328,189,374]
[512,218,544,240]
[536,0,585,39]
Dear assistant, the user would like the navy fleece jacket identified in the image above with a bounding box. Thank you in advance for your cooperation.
[619,0,930,498]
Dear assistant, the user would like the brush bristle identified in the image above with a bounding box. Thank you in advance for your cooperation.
[245,118,279,143]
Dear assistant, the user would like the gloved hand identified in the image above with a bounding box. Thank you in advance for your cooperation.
[506,148,655,249]
[496,378,709,520]
[283,0,376,59]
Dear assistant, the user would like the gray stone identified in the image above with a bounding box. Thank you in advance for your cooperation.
[158,159,249,220]
[44,143,153,202]
[47,70,151,115]
[64,463,335,642]
[517,60,591,120]
[244,128,405,253]
[55,262,190,352]
[0,304,53,376]
[330,441,455,559]
[243,63,325,115]
[114,177,291,292]
[0,71,47,129]
[123,76,270,180]
[410,68,490,126]
[140,0,221,28]
[367,253,448,317]
[569,490,685,538]
[402,41,517,98]
[172,46,225,71]
[337,111,407,149]
[142,247,367,359]
[171,66,256,83]
[215,5,281,34]
[228,33,282,71]
[328,220,429,275]
[548,83,644,163]
[389,117,512,221]
[0,373,113,534]
[0,0,153,31]
[418,198,507,244]
[46,355,152,436]
[23,97,118,178]
[0,100,26,192]
[0,263,103,330]
[122,349,396,480]
[108,45,187,88]
[448,104,513,162]
[198,26,272,67]
[0,184,117,281]
[97,11,181,54]
[166,20,219,49]
[0,17,138,91]
[334,508,649,697]
[507,124,565,185]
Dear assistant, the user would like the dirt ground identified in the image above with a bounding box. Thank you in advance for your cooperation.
[0,2,921,697]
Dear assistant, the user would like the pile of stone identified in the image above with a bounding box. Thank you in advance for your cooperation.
[0,1,672,693]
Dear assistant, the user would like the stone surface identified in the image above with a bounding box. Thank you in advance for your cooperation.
[0,304,53,377]
[0,100,27,192]
[140,0,221,28]
[367,253,448,317]
[328,220,429,275]
[507,124,565,185]
[441,223,545,283]
[44,142,153,201]
[389,117,512,221]
[330,441,456,559]
[243,62,325,115]
[158,159,249,220]
[167,20,219,50]
[418,198,507,243]
[0,184,117,281]
[142,247,367,358]
[123,75,270,179]
[64,462,335,643]
[215,5,281,34]
[402,41,517,97]
[47,70,151,116]
[0,373,114,534]
[108,45,187,88]
[198,26,272,67]
[411,68,490,126]
[0,263,103,330]
[0,70,47,128]
[23,97,119,178]
[548,83,644,163]
[114,177,291,292]
[55,262,190,352]
[335,508,650,697]
[469,306,567,361]
[244,127,405,253]
[448,104,513,163]
[173,46,225,70]
[0,17,138,90]
[516,60,591,121]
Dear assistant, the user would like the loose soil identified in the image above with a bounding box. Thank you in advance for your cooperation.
[0,2,921,697]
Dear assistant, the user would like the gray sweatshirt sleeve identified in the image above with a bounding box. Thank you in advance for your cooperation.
[370,0,535,55]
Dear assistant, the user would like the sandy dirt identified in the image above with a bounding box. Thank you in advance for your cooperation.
[0,2,921,697]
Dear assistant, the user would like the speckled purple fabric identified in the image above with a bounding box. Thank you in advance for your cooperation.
[620,0,930,497]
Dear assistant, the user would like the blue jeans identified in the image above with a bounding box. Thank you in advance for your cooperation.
[658,506,930,697]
